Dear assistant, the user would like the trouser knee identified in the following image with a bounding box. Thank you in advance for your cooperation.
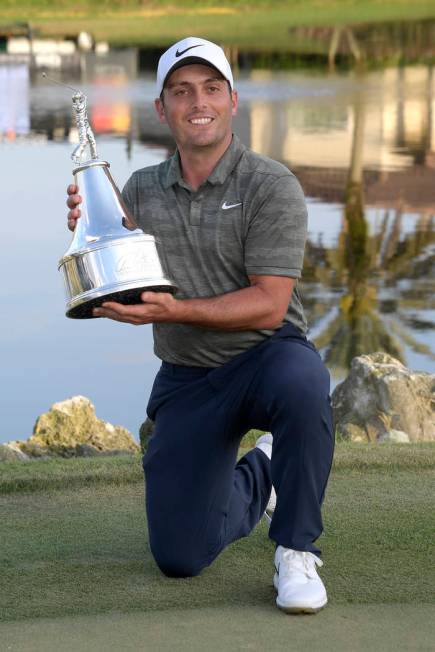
[151,543,207,578]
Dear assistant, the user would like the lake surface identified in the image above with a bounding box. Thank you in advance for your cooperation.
[1,47,434,443]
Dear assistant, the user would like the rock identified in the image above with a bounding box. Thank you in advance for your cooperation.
[19,442,51,458]
[16,396,140,458]
[338,423,367,443]
[378,430,410,444]
[332,352,435,442]
[139,418,155,453]
[0,443,29,462]
[75,443,101,457]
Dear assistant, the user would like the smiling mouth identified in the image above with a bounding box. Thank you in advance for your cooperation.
[188,117,214,125]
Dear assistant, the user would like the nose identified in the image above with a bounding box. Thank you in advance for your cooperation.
[190,87,208,109]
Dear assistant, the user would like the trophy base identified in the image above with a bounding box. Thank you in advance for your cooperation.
[66,284,175,319]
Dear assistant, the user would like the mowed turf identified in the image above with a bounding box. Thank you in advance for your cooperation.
[2,605,435,652]
[1,444,434,625]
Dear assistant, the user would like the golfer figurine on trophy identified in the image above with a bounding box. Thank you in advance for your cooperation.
[57,83,175,319]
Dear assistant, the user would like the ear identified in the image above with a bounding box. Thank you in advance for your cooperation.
[231,90,238,117]
[154,97,166,124]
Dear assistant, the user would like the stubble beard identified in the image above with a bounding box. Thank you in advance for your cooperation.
[180,121,232,156]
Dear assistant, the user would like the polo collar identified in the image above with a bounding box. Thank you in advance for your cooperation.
[163,151,183,189]
[207,135,245,185]
[162,134,245,189]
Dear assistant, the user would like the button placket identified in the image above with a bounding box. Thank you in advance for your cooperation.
[189,195,203,226]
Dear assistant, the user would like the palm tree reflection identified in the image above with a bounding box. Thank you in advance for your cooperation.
[303,94,435,381]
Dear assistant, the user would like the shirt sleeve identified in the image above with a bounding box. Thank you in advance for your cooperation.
[244,173,308,278]
[121,173,137,214]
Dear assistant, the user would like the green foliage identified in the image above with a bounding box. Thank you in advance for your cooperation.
[0,0,336,10]
[1,1,435,51]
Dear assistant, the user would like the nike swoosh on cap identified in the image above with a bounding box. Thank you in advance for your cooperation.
[175,44,203,57]
[222,201,242,210]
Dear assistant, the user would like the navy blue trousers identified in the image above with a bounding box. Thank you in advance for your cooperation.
[144,323,334,578]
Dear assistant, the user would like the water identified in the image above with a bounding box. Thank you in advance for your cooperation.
[1,47,434,443]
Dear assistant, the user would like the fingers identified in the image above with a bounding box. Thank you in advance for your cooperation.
[141,291,158,303]
[67,210,80,231]
[66,193,82,209]
[93,302,153,324]
[93,294,180,324]
[140,291,170,304]
[66,184,82,231]
[94,308,138,323]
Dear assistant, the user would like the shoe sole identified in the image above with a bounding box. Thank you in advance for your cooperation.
[273,573,327,614]
[276,601,327,614]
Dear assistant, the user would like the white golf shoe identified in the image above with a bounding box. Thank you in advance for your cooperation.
[274,546,327,614]
[255,433,276,522]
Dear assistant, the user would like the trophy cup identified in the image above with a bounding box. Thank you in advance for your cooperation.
[58,86,176,318]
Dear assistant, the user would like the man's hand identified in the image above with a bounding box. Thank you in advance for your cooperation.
[66,184,82,231]
[93,291,184,324]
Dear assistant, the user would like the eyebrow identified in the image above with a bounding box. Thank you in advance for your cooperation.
[166,76,225,89]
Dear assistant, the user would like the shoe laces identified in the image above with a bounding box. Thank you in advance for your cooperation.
[279,548,323,580]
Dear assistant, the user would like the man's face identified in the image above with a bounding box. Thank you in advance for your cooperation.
[154,64,238,151]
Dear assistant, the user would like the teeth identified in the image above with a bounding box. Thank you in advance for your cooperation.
[190,118,213,125]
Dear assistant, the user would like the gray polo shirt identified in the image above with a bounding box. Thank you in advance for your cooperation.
[122,135,308,367]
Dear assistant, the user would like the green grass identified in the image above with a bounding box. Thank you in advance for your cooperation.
[2,440,434,494]
[1,443,434,622]
[2,1,435,49]
[0,453,144,494]
[1,605,435,652]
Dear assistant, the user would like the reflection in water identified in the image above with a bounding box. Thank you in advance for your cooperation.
[306,202,434,381]
[250,65,434,171]
[85,52,136,139]
[304,98,402,378]
[0,64,29,138]
[309,95,406,377]
[308,101,404,378]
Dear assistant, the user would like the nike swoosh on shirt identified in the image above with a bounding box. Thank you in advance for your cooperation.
[222,201,242,210]
[175,45,203,57]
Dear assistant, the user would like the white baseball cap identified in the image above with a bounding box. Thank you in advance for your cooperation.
[156,37,234,96]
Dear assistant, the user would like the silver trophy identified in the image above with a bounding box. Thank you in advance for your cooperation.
[57,85,175,318]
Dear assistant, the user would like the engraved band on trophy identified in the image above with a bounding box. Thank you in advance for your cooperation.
[54,79,176,319]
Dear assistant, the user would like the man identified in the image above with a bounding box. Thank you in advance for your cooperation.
[67,37,334,614]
